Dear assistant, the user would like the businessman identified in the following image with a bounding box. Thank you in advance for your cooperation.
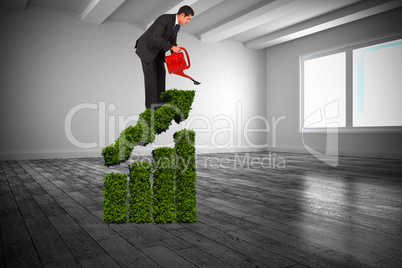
[135,5,194,109]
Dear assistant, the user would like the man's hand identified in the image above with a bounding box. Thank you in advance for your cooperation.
[171,46,182,53]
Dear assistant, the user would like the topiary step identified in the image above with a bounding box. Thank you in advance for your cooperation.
[102,89,196,167]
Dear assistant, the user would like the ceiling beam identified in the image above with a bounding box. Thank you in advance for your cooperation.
[200,0,297,43]
[146,0,199,29]
[190,0,224,16]
[246,0,402,50]
[1,0,27,11]
[163,0,199,15]
[81,0,126,25]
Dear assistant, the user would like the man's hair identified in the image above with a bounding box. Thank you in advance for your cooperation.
[177,5,194,17]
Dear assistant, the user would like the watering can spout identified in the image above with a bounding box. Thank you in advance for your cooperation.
[176,70,201,85]
[165,47,201,85]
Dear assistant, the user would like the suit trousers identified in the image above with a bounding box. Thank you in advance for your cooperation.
[141,55,166,109]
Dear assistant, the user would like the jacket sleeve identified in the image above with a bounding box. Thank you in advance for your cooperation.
[149,15,174,52]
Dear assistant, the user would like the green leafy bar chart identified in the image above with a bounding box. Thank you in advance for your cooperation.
[102,89,197,224]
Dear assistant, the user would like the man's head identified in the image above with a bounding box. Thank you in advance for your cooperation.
[177,5,194,26]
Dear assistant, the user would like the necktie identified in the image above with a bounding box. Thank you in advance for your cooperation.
[170,24,178,40]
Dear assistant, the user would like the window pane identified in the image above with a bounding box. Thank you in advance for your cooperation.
[353,39,402,127]
[303,52,346,129]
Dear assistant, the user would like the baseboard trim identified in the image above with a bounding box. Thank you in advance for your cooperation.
[0,147,268,161]
[2,146,400,161]
[267,146,402,160]
[0,150,103,161]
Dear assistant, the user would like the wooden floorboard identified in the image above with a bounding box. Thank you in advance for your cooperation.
[1,152,402,267]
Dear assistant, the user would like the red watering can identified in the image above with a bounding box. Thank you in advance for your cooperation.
[165,47,201,85]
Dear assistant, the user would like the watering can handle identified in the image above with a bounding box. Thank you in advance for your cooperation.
[180,47,191,69]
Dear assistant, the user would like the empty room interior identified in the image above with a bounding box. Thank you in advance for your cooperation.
[1,0,402,267]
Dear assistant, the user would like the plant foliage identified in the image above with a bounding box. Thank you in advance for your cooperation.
[102,89,195,167]
[102,89,197,224]
[103,173,128,224]
[152,147,176,223]
[174,129,197,223]
[129,161,153,223]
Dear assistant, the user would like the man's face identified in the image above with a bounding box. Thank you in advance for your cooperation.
[178,13,192,26]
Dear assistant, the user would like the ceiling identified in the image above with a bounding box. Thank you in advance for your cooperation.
[2,0,402,49]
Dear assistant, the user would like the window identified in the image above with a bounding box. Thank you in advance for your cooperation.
[353,39,402,127]
[302,52,346,129]
[300,34,402,132]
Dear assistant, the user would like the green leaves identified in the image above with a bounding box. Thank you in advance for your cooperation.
[161,89,195,124]
[102,130,197,224]
[102,89,197,224]
[103,173,128,224]
[175,130,197,223]
[152,147,176,223]
[102,89,196,167]
[129,161,153,223]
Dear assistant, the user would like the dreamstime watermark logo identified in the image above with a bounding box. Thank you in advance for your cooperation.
[301,100,339,167]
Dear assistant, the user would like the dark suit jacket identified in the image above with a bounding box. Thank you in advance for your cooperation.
[135,14,180,63]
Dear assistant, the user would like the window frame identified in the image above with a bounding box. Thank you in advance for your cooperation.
[300,33,402,134]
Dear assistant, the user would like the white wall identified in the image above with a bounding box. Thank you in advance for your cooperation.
[266,7,402,159]
[0,6,267,160]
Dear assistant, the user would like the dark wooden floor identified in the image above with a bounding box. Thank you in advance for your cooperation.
[1,152,402,267]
